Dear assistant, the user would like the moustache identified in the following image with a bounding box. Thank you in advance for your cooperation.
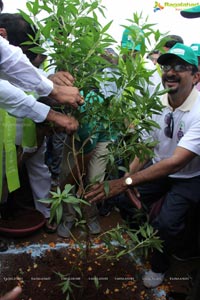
[163,75,180,82]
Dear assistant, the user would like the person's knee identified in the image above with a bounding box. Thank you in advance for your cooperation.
[153,214,183,236]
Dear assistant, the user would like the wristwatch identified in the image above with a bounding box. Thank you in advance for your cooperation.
[124,176,133,186]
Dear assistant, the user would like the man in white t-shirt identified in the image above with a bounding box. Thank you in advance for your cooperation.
[85,43,200,288]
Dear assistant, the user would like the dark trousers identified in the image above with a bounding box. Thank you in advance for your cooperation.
[137,175,200,273]
[114,172,200,273]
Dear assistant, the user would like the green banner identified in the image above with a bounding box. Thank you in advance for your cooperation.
[22,118,37,148]
[4,112,20,192]
[0,110,4,199]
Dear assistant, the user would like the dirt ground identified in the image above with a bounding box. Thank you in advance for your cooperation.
[0,169,197,300]
[0,210,181,300]
[0,209,194,300]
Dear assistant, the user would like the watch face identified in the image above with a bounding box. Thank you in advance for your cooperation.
[125,177,132,185]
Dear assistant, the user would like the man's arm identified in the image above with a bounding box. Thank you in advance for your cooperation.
[85,146,196,202]
[0,37,53,95]
[127,146,196,186]
[46,109,79,134]
[0,81,81,131]
[128,156,149,174]
[0,37,83,108]
[0,80,50,122]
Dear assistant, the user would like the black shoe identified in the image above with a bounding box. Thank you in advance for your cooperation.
[166,292,188,300]
[172,253,200,262]
[0,239,8,252]
[99,206,112,217]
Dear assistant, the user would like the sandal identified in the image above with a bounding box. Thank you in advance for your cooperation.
[0,239,8,252]
[44,219,57,234]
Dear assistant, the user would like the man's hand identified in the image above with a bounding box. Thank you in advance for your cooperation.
[49,85,84,109]
[0,286,22,300]
[48,71,74,87]
[84,178,127,203]
[46,109,79,135]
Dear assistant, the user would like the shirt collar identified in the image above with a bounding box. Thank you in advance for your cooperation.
[161,87,199,111]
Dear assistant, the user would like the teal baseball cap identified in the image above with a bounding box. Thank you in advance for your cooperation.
[180,5,200,18]
[157,43,198,67]
[121,25,144,51]
[191,43,200,57]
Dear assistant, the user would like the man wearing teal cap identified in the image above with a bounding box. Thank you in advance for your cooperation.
[191,43,200,57]
[85,43,200,288]
[181,5,200,18]
[191,43,200,67]
[157,42,198,67]
[191,43,200,92]
[121,25,144,51]
[120,25,161,96]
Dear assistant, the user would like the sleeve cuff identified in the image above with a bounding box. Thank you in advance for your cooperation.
[36,75,53,96]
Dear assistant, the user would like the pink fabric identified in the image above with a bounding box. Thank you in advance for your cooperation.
[196,82,200,91]
[149,196,165,222]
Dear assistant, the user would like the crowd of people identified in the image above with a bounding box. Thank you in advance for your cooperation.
[1,0,200,298]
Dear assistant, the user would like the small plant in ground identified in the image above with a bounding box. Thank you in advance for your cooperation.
[39,184,89,226]
[99,222,163,261]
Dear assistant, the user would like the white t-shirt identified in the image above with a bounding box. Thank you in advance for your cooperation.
[142,87,200,178]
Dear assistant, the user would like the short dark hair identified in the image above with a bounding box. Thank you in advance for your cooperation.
[0,13,38,61]
[147,49,160,58]
[191,65,198,75]
[0,1,3,12]
[164,35,184,49]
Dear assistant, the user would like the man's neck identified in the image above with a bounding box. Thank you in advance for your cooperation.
[168,89,193,110]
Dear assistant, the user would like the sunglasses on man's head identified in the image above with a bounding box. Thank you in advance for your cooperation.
[161,64,193,73]
[164,112,174,138]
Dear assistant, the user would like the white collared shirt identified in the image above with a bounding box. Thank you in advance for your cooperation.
[142,87,200,178]
[0,37,53,121]
[0,36,53,94]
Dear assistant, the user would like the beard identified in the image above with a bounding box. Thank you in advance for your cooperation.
[162,75,180,95]
[167,87,179,94]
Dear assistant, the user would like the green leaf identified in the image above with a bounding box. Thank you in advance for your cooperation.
[73,205,82,218]
[93,276,100,289]
[63,184,75,195]
[50,202,58,221]
[41,22,52,39]
[29,46,46,54]
[55,203,63,224]
[103,181,110,197]
[18,9,35,25]
[32,0,39,15]
[101,21,112,34]
[62,196,81,204]
[38,198,53,204]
